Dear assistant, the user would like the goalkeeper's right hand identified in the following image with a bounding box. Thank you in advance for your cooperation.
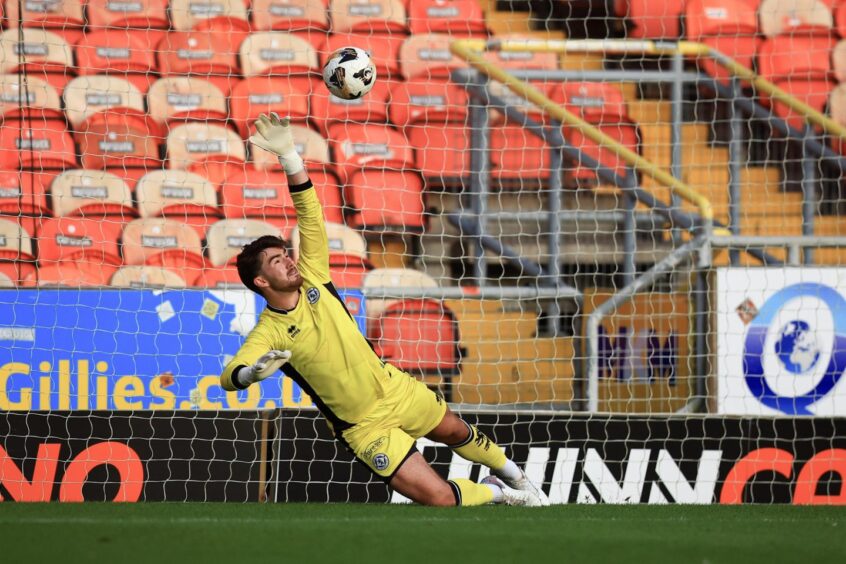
[248,350,292,383]
[248,113,304,175]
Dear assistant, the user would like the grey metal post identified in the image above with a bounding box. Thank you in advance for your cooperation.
[728,77,743,265]
[622,171,637,287]
[468,72,491,285]
[694,269,709,409]
[801,129,817,265]
[547,143,564,336]
[670,51,685,245]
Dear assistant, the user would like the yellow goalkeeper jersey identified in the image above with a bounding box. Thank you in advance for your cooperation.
[220,180,392,431]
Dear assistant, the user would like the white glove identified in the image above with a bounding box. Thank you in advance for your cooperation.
[248,112,304,175]
[236,350,292,388]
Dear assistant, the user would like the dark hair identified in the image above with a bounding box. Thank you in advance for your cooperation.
[236,235,288,295]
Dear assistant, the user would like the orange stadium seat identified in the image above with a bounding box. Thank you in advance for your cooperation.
[837,2,846,37]
[23,262,113,287]
[0,29,75,95]
[136,170,220,233]
[329,123,415,184]
[192,266,243,287]
[86,0,169,46]
[251,0,330,34]
[77,113,162,170]
[685,0,761,83]
[74,30,158,95]
[206,218,281,265]
[3,0,85,44]
[230,76,312,137]
[616,0,684,39]
[389,80,470,182]
[36,216,124,267]
[407,0,488,36]
[330,0,408,34]
[399,33,467,80]
[121,217,208,274]
[50,168,135,218]
[758,0,833,37]
[0,117,77,170]
[0,169,55,217]
[170,0,251,37]
[0,74,63,122]
[239,32,320,78]
[490,124,552,182]
[250,123,333,173]
[148,77,229,129]
[62,75,149,133]
[320,32,404,79]
[371,298,460,378]
[166,123,246,175]
[110,265,188,288]
[157,31,243,97]
[311,79,391,135]
[363,267,438,336]
[345,168,425,232]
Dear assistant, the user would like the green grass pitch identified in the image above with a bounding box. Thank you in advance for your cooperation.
[0,504,841,563]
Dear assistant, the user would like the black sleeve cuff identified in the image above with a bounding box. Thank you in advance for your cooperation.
[230,365,249,390]
[289,179,313,193]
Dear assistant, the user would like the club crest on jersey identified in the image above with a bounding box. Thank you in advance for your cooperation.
[373,453,390,471]
[306,287,320,304]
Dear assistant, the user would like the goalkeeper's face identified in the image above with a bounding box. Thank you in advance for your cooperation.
[257,248,303,293]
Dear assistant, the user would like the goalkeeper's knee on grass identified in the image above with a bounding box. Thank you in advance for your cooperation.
[449,422,524,482]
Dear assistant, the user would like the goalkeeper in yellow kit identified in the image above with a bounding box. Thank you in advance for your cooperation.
[220,113,549,507]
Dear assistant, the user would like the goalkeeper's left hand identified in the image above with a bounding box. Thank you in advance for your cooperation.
[251,349,292,382]
[248,113,304,175]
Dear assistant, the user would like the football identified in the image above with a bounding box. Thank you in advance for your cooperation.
[322,46,376,100]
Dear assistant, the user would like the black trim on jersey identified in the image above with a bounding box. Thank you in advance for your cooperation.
[386,444,419,483]
[281,363,353,431]
[288,179,313,193]
[231,365,249,390]
[447,420,475,448]
[324,281,379,354]
[266,304,290,315]
[447,480,462,506]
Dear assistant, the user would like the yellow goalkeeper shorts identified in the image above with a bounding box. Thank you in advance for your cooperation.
[339,367,447,481]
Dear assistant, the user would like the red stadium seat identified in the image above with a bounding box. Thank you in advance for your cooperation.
[408,0,488,36]
[0,74,63,122]
[0,169,55,217]
[36,216,124,267]
[192,265,244,287]
[330,0,408,34]
[564,124,641,181]
[0,29,76,95]
[311,79,391,135]
[50,169,136,218]
[320,32,404,79]
[329,123,415,184]
[685,0,761,83]
[617,0,684,39]
[77,113,162,170]
[328,253,373,289]
[389,79,468,127]
[86,0,169,33]
[157,31,243,96]
[3,0,85,44]
[122,217,208,272]
[557,82,632,124]
[110,265,188,288]
[0,117,77,170]
[490,124,552,182]
[372,298,461,379]
[170,0,251,37]
[345,168,425,233]
[399,33,467,80]
[230,76,312,137]
[23,261,113,287]
[74,30,158,95]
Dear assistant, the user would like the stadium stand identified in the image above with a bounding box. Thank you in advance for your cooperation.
[49,168,136,218]
[74,29,159,94]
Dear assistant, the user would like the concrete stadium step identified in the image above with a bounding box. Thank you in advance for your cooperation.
[627,100,671,124]
[454,351,575,404]
[465,336,574,362]
[457,311,538,340]
[444,298,505,316]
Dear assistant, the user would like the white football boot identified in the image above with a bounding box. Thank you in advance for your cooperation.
[481,475,544,507]
[500,469,551,506]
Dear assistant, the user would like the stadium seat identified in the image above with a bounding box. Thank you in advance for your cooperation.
[62,75,147,132]
[192,265,244,287]
[148,77,229,129]
[23,261,112,287]
[837,1,846,38]
[345,168,424,233]
[0,169,55,217]
[487,79,559,127]
[230,76,312,137]
[0,74,63,121]
[73,30,158,95]
[110,265,189,287]
[371,298,461,380]
[36,216,124,267]
[0,217,36,283]
[251,0,330,34]
[249,124,333,172]
[617,0,684,39]
[289,220,367,261]
[0,117,77,170]
[136,170,219,225]
[685,0,761,82]
[329,123,415,184]
[77,113,162,170]
[320,32,404,79]
[121,217,208,274]
[311,79,391,135]
[833,40,846,82]
[0,271,13,287]
[166,123,247,173]
[389,80,470,183]
[758,0,833,37]
[407,0,488,36]
[399,33,467,80]
[0,29,75,95]
[206,218,281,265]
[362,267,437,336]
[170,0,251,37]
[329,0,408,34]
[3,0,85,44]
[157,31,243,96]
[489,124,552,183]
[86,0,169,37]
[50,169,136,218]
[239,32,320,77]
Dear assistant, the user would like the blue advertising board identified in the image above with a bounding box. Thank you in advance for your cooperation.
[0,289,365,411]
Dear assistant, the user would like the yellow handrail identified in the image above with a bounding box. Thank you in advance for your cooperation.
[450,39,714,223]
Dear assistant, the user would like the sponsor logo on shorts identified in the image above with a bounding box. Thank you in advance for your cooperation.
[363,436,387,459]
[306,287,320,304]
[373,453,390,471]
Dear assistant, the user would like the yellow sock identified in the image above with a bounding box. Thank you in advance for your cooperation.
[448,479,495,506]
[451,424,507,472]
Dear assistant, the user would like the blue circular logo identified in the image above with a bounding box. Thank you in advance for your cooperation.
[743,283,846,415]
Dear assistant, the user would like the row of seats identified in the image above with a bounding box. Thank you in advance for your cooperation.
[0,0,488,39]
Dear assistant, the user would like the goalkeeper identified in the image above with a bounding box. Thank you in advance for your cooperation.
[220,113,548,507]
